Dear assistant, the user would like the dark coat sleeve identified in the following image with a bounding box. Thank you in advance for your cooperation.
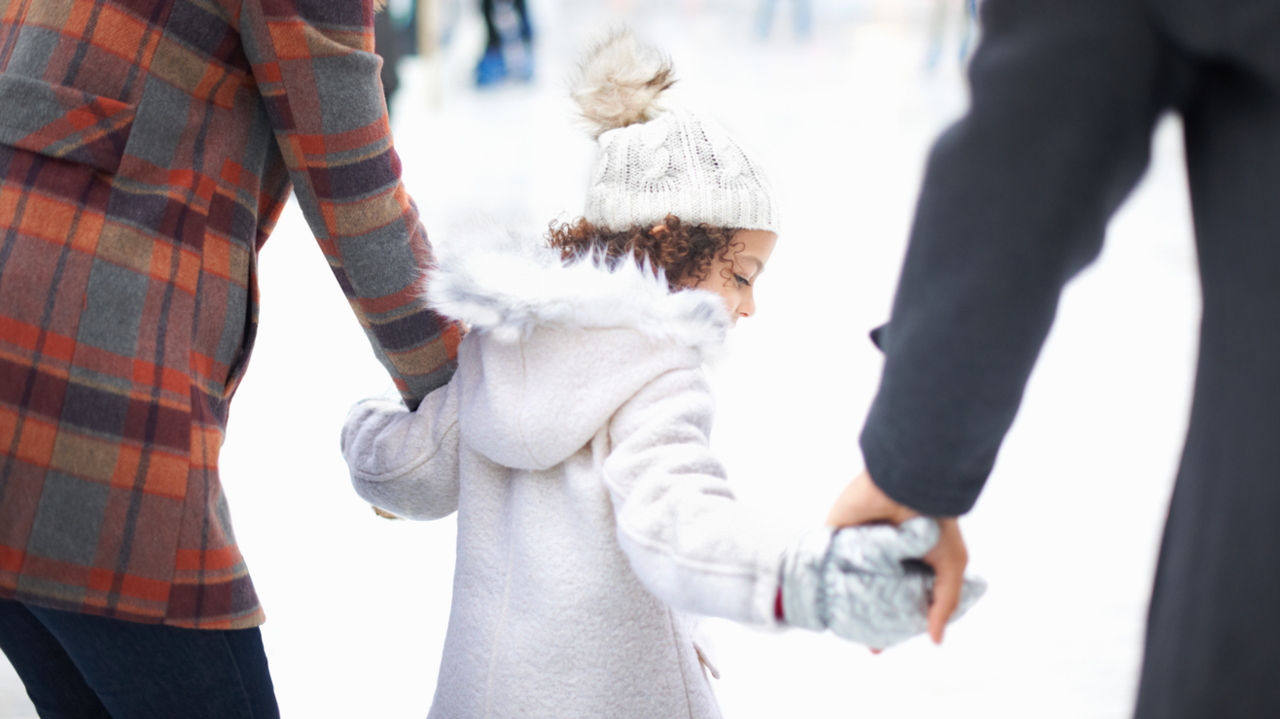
[859,0,1176,515]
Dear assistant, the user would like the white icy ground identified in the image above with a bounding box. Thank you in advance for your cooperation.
[0,0,1201,717]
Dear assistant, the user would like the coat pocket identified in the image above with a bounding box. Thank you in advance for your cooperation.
[0,74,136,174]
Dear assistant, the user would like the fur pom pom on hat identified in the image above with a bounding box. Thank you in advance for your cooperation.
[571,32,674,139]
[571,31,780,234]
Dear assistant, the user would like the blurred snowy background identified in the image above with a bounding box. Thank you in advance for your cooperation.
[1,0,1200,716]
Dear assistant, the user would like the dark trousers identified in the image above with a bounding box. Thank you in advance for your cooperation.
[858,0,1280,715]
[0,598,278,719]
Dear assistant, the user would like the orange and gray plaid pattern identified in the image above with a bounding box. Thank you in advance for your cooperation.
[0,0,459,628]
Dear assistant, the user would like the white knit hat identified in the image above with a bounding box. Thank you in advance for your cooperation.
[572,32,780,234]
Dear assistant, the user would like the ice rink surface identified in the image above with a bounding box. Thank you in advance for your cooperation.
[1,0,1202,716]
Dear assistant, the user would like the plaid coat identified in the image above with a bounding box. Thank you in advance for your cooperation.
[0,0,459,629]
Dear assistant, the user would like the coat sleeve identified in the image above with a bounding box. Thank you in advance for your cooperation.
[238,0,457,406]
[602,367,786,627]
[340,384,462,520]
[859,0,1169,515]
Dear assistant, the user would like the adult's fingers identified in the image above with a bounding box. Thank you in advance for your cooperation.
[923,517,967,644]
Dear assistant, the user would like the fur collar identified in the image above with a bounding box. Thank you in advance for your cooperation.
[424,225,731,356]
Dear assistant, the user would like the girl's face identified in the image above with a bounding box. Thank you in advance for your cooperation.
[690,229,778,324]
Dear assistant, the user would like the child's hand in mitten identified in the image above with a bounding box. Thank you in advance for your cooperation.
[779,517,986,649]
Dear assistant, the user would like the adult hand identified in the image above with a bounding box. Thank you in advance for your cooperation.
[825,470,918,527]
[825,471,969,644]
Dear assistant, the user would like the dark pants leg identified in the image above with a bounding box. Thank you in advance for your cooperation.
[1135,62,1280,718]
[0,598,279,719]
[481,0,501,51]
[0,599,111,718]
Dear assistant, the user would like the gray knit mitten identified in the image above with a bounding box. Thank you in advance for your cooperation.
[780,517,986,648]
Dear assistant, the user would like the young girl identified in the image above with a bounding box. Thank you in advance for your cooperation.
[341,31,982,718]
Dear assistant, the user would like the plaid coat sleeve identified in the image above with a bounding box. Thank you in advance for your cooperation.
[239,0,458,403]
[0,0,457,629]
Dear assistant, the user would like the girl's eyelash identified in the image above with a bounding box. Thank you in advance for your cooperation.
[735,274,751,287]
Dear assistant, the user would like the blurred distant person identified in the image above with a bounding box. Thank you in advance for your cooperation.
[0,0,457,716]
[375,2,408,112]
[826,0,1280,716]
[475,0,534,86]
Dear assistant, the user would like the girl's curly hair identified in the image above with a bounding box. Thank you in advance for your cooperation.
[546,215,743,290]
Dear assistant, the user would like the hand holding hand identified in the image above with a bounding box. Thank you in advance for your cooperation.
[825,471,972,644]
[778,518,985,649]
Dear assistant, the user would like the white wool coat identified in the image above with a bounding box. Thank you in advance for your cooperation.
[341,229,788,719]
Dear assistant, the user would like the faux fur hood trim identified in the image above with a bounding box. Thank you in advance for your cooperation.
[424,225,731,358]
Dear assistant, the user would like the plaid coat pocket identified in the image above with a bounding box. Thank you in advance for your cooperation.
[0,75,136,174]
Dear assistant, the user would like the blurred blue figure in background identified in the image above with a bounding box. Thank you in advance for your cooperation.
[754,0,811,39]
[476,0,534,86]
